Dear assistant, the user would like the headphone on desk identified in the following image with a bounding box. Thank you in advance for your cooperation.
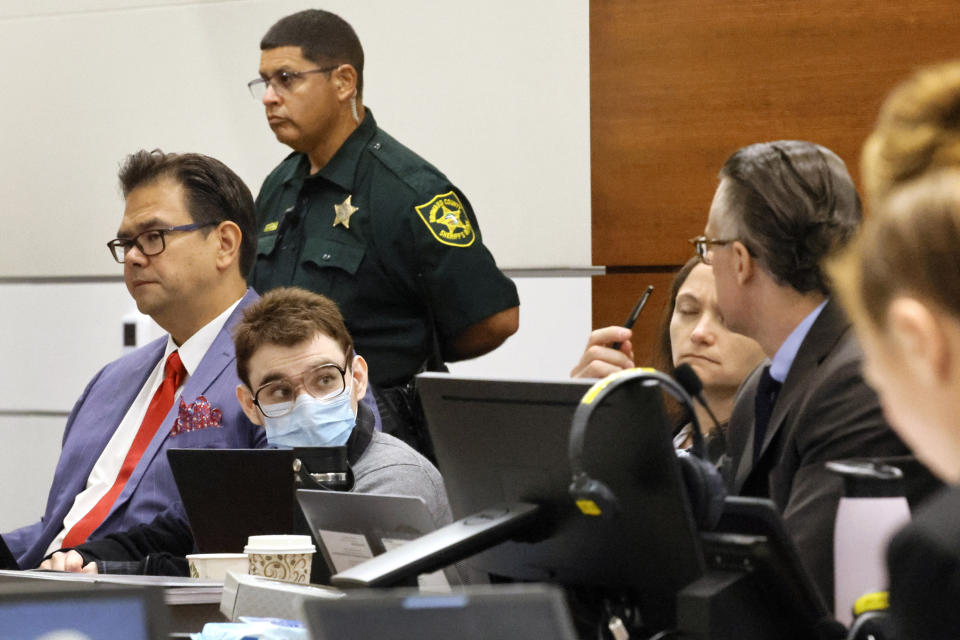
[567,368,726,529]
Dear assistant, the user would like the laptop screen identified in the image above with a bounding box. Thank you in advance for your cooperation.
[297,489,458,588]
[167,448,298,553]
[0,585,166,640]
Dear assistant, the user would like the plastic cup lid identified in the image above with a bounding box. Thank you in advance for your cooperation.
[186,553,248,561]
[244,534,316,554]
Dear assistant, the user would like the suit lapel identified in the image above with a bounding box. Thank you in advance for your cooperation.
[49,339,166,529]
[84,340,166,469]
[734,299,848,492]
[731,365,762,492]
[111,290,258,509]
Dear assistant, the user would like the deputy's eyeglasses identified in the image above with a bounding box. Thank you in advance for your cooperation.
[253,362,348,418]
[247,66,338,100]
[107,223,216,263]
[688,235,737,266]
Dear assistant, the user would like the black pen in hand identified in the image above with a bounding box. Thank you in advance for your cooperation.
[610,285,654,351]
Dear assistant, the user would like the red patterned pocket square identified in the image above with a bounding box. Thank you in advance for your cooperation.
[170,395,223,437]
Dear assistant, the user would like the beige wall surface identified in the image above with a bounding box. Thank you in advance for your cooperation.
[0,0,591,276]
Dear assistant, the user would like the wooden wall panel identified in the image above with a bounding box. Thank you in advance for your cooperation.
[592,269,681,368]
[590,0,960,268]
[589,1,960,354]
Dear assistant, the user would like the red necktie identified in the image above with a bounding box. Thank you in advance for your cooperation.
[63,351,186,548]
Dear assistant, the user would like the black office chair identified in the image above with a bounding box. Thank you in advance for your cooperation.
[678,496,847,640]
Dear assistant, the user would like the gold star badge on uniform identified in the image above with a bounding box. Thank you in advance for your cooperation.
[333,195,359,229]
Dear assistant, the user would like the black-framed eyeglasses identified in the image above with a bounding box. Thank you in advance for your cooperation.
[107,223,216,263]
[253,362,348,418]
[247,66,339,100]
[688,235,737,265]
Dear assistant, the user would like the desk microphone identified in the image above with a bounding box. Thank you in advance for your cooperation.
[671,363,728,527]
[673,363,721,433]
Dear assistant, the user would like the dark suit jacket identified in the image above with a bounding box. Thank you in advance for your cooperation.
[725,299,914,605]
[886,485,960,640]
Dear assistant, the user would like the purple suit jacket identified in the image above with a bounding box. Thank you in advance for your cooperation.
[3,289,267,568]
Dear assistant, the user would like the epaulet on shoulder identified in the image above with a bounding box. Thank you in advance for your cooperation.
[367,129,448,194]
[269,150,303,170]
[263,151,306,183]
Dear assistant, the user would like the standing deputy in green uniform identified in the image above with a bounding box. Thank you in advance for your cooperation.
[247,9,520,454]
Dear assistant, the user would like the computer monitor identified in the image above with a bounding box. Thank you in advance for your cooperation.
[0,583,168,639]
[416,373,705,630]
[303,583,579,640]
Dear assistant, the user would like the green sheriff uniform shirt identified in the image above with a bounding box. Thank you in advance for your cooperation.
[250,110,519,387]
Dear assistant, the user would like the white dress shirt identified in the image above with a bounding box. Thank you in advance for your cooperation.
[46,298,241,555]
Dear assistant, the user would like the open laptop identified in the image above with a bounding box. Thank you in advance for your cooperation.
[297,489,459,589]
[0,535,19,570]
[167,448,299,553]
[0,583,169,639]
[303,583,578,640]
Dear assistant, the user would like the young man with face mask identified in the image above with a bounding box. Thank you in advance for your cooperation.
[233,287,452,523]
[41,287,452,575]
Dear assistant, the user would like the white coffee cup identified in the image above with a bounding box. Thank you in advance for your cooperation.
[186,553,249,580]
[243,534,316,584]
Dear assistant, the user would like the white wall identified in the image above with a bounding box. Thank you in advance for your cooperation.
[0,0,590,276]
[0,1,592,535]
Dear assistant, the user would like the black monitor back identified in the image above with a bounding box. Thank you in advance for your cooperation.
[418,373,704,628]
[168,448,298,553]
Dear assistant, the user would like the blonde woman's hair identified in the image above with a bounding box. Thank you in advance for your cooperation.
[829,169,960,329]
[862,61,960,205]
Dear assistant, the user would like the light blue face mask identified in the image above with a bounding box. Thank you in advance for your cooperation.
[262,384,356,448]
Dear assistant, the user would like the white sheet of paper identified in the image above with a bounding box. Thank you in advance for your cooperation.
[318,530,374,573]
[381,537,451,592]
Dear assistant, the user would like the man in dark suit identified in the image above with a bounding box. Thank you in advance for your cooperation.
[692,141,916,607]
[3,150,266,569]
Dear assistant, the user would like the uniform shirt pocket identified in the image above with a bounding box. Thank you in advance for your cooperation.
[256,232,279,259]
[302,236,365,276]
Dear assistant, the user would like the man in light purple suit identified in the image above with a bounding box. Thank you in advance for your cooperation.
[2,149,266,569]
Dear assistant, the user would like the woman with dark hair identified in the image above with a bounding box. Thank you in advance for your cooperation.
[571,256,765,458]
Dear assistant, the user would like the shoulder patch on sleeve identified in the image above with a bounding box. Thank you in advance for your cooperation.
[414,191,475,247]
